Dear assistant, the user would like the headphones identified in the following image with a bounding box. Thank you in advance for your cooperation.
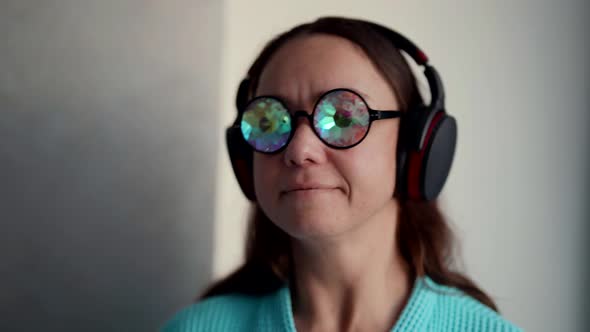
[226,20,457,202]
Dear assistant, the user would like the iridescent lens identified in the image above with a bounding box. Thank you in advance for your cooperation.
[241,97,291,152]
[313,90,370,147]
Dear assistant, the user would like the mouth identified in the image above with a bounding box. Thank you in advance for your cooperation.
[281,187,339,197]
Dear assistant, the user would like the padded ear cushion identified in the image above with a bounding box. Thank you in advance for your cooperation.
[395,123,409,198]
[395,107,432,199]
[226,127,256,201]
[404,111,457,200]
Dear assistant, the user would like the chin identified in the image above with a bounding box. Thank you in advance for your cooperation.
[277,211,354,241]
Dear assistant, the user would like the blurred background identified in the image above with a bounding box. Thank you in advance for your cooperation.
[0,0,587,331]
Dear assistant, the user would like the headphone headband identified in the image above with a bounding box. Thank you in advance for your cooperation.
[364,22,430,65]
[365,21,445,112]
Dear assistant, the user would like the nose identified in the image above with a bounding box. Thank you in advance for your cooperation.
[283,112,327,167]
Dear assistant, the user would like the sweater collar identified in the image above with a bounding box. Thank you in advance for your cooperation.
[267,275,436,332]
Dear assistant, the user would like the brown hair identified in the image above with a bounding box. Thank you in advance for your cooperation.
[201,17,499,312]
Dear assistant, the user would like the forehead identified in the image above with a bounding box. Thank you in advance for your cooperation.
[256,34,396,107]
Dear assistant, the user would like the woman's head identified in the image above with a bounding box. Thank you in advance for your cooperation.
[205,17,498,313]
[253,34,402,240]
[245,18,423,241]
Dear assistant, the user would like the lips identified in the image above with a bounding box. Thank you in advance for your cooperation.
[280,182,340,196]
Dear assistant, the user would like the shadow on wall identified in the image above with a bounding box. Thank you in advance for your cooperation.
[586,152,590,329]
[0,1,222,331]
[582,3,590,325]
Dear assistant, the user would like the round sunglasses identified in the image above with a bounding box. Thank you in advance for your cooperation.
[237,88,402,154]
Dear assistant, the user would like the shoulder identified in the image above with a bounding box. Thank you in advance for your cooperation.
[423,277,523,332]
[160,293,266,332]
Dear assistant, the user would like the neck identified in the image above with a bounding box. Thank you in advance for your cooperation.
[290,199,413,332]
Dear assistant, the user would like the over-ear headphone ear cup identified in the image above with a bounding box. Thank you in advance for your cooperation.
[421,115,457,200]
[403,112,456,200]
[226,127,256,201]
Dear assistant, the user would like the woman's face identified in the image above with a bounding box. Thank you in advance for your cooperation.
[253,34,401,240]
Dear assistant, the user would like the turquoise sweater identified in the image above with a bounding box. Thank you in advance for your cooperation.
[162,276,522,331]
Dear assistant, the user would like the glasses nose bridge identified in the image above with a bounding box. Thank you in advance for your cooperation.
[291,109,315,130]
[292,110,313,123]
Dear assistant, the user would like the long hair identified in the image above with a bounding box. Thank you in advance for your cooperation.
[201,16,499,312]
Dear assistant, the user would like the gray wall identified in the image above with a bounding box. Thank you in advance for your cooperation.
[0,1,221,331]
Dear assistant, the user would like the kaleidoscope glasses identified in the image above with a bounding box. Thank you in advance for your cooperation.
[236,88,403,154]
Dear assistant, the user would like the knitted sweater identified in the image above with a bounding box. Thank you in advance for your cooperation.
[161,276,522,331]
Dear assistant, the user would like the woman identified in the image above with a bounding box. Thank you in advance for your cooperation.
[162,17,522,331]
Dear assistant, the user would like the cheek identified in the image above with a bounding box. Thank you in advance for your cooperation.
[344,124,399,198]
[347,150,396,194]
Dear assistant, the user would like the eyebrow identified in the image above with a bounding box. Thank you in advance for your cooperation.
[354,89,372,101]
[265,87,372,108]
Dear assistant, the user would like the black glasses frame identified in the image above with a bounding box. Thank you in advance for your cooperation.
[232,88,403,154]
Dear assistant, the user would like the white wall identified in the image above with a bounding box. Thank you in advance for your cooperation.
[215,1,589,331]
